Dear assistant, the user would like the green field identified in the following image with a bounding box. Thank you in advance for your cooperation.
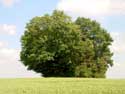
[0,78,125,94]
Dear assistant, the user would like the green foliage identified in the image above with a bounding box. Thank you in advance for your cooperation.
[21,10,84,77]
[75,17,113,77]
[20,10,113,77]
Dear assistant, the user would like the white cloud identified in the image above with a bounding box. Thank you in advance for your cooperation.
[107,63,125,79]
[106,32,125,78]
[0,0,20,7]
[0,48,41,78]
[0,24,16,35]
[0,48,19,63]
[57,0,125,18]
[0,23,40,78]
[57,0,110,17]
[0,41,8,48]
[110,0,125,15]
[110,32,125,54]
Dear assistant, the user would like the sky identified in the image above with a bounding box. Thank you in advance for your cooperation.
[0,0,125,78]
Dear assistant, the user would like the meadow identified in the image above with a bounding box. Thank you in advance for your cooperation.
[0,78,125,94]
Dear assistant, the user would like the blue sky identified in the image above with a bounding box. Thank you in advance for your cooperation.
[0,0,125,78]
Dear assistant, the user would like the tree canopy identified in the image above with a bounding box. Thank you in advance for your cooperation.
[20,10,113,78]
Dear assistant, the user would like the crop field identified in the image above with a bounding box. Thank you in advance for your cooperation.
[0,78,125,94]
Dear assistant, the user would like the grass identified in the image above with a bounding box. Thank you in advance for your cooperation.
[0,78,125,94]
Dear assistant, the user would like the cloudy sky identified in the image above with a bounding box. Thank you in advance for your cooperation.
[0,0,125,78]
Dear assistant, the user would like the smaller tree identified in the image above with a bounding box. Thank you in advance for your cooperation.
[75,17,113,78]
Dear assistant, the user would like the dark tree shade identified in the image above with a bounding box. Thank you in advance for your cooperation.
[20,10,113,78]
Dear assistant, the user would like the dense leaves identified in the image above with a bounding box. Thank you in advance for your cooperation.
[20,10,113,77]
[75,17,113,78]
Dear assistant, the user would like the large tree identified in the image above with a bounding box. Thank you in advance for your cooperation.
[20,10,84,77]
[20,10,113,77]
